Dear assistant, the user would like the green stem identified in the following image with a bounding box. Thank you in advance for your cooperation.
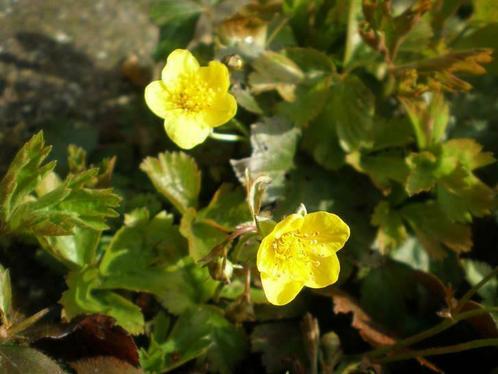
[231,119,250,137]
[343,0,359,67]
[454,266,498,314]
[377,338,498,364]
[6,308,50,338]
[266,16,290,46]
[210,132,246,142]
[365,307,498,360]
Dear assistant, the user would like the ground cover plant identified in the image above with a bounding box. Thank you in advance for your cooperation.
[0,0,497,373]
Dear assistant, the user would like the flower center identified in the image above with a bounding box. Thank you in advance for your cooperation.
[169,75,215,113]
[270,231,320,280]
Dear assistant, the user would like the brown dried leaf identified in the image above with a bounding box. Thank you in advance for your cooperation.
[70,356,143,374]
[324,288,396,347]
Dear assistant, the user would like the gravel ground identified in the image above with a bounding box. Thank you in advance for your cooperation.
[0,0,158,168]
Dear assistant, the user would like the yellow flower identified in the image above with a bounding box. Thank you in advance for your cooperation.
[257,211,350,306]
[144,49,237,149]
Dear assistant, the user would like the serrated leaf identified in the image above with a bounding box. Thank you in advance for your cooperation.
[0,345,65,374]
[0,133,121,238]
[140,306,247,374]
[442,138,495,171]
[437,167,495,222]
[231,117,301,203]
[362,0,432,58]
[400,93,449,149]
[0,132,54,223]
[60,267,144,335]
[0,265,12,325]
[141,151,201,214]
[330,75,375,151]
[396,49,493,93]
[401,201,472,255]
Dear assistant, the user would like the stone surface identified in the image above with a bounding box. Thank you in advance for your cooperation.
[0,0,158,167]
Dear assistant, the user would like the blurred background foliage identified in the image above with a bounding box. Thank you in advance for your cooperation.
[0,0,497,373]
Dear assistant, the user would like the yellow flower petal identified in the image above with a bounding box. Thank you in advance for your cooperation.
[163,113,211,150]
[260,272,304,306]
[304,253,340,288]
[161,49,200,84]
[199,61,230,92]
[202,93,237,128]
[272,213,303,238]
[256,235,276,274]
[144,81,174,119]
[301,212,350,254]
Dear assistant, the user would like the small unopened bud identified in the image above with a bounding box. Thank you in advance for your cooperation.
[209,257,234,282]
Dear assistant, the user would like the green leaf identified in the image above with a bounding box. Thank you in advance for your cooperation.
[60,267,144,334]
[0,132,55,224]
[405,151,439,195]
[390,238,430,272]
[180,208,227,261]
[442,138,495,171]
[231,117,301,203]
[249,51,304,97]
[371,117,413,151]
[348,151,409,191]
[0,265,12,325]
[140,306,247,374]
[0,133,120,238]
[197,184,252,231]
[360,261,433,335]
[437,167,495,222]
[153,259,218,315]
[100,209,187,279]
[98,209,214,315]
[251,322,307,373]
[141,151,201,214]
[400,94,450,149]
[471,0,498,23]
[38,227,101,269]
[284,47,335,79]
[277,80,331,127]
[0,345,65,374]
[330,75,375,151]
[401,201,472,256]
[301,99,345,171]
[371,201,408,253]
[231,85,264,115]
[150,0,204,25]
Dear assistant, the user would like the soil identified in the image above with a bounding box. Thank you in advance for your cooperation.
[0,0,158,170]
